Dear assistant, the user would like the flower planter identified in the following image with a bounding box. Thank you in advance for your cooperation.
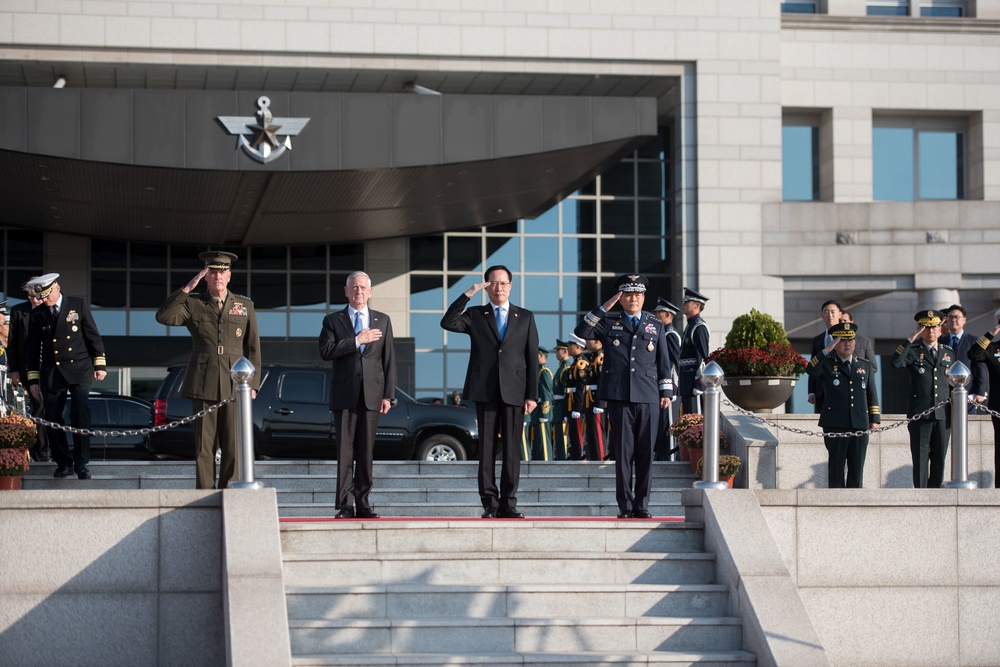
[721,376,797,413]
[688,448,704,475]
[0,476,22,490]
[678,442,690,462]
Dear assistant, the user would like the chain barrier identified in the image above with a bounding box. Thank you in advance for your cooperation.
[973,402,1000,420]
[0,392,234,438]
[720,395,953,439]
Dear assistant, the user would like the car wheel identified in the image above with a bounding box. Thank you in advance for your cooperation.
[416,435,466,462]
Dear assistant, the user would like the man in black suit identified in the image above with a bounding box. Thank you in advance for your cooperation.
[24,274,107,480]
[319,271,396,519]
[441,265,538,519]
[968,309,1000,487]
[575,275,674,518]
[5,282,50,461]
[943,304,988,409]
[808,300,845,412]
[805,321,880,488]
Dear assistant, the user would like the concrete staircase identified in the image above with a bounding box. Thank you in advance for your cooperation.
[281,519,756,666]
[23,460,698,518]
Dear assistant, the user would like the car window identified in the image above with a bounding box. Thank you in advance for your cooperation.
[107,400,151,427]
[278,371,327,404]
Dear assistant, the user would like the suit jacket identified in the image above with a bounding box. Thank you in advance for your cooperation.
[26,295,106,387]
[806,354,880,430]
[6,301,33,376]
[575,307,674,404]
[156,289,262,400]
[890,339,955,421]
[441,294,538,405]
[968,331,999,409]
[944,331,988,396]
[318,307,396,411]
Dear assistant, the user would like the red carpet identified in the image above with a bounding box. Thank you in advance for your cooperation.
[280,516,685,523]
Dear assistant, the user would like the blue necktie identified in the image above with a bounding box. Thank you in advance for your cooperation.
[355,311,366,355]
[495,306,506,340]
[630,315,639,331]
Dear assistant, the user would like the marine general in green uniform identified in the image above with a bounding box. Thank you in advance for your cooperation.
[890,309,955,488]
[155,251,262,489]
[805,321,880,488]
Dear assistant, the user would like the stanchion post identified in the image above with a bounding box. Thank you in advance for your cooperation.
[944,361,976,489]
[229,357,263,490]
[694,361,728,490]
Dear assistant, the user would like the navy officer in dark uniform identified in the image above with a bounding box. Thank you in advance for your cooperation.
[575,274,673,518]
[806,321,880,488]
[891,309,955,488]
[678,287,710,414]
[24,273,108,479]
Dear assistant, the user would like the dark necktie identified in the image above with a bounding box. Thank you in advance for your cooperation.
[51,305,59,319]
[950,334,957,349]
[630,315,639,331]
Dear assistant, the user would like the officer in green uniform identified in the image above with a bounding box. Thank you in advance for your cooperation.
[156,251,262,490]
[530,346,554,461]
[891,309,955,488]
[806,321,881,488]
[550,340,572,460]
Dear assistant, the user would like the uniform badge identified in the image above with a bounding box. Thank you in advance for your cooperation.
[230,302,248,317]
[66,310,80,323]
[236,327,243,338]
[861,381,867,389]
[918,367,926,374]
[613,339,620,346]
[71,325,78,332]
[647,341,655,352]
[833,379,840,386]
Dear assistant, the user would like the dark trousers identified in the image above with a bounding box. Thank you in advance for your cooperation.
[333,393,379,510]
[823,430,869,488]
[42,374,92,472]
[25,391,50,461]
[681,395,702,415]
[607,400,656,513]
[992,414,1000,489]
[191,397,238,489]
[551,400,568,460]
[476,390,523,511]
[584,409,606,460]
[908,419,950,488]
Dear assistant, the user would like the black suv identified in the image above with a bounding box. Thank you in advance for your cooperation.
[146,364,478,461]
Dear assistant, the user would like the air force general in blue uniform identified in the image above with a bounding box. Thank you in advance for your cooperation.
[575,274,674,519]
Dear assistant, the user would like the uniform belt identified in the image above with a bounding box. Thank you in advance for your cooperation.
[194,345,243,355]
[552,395,565,401]
[587,384,598,390]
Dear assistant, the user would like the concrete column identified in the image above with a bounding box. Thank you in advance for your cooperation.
[917,288,960,310]
[366,237,409,338]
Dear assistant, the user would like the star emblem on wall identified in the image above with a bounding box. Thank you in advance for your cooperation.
[216,96,310,163]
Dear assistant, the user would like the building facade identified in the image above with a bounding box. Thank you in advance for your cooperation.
[1,0,999,409]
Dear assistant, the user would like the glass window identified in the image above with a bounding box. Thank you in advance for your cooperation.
[92,310,126,336]
[106,399,150,427]
[873,119,965,201]
[601,237,635,272]
[328,274,350,305]
[93,240,127,268]
[291,245,327,270]
[130,271,167,308]
[290,273,326,309]
[411,313,445,348]
[533,313,560,350]
[523,236,559,271]
[7,229,43,266]
[255,311,286,337]
[290,312,323,337]
[278,371,327,404]
[601,200,635,236]
[562,199,597,234]
[485,236,520,272]
[920,1,963,16]
[170,245,206,271]
[93,270,127,308]
[251,246,287,270]
[131,243,167,269]
[636,162,665,198]
[638,238,669,275]
[447,273,482,302]
[637,200,666,236]
[447,237,481,272]
[522,276,560,312]
[329,243,364,271]
[601,161,635,197]
[782,124,820,201]
[410,275,444,310]
[867,1,909,15]
[416,351,445,388]
[521,206,558,234]
[562,238,596,273]
[446,331,469,350]
[128,312,167,336]
[250,273,286,309]
[637,130,667,159]
[782,2,818,12]
[409,236,445,271]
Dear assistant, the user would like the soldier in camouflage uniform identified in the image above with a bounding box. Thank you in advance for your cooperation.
[156,251,262,490]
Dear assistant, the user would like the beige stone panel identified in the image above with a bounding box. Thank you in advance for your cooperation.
[676,30,719,60]
[526,12,568,28]
[888,81,929,108]
[545,27,589,58]
[194,18,237,49]
[396,8,441,24]
[504,26,547,57]
[781,79,815,106]
[417,23,461,55]
[375,23,418,54]
[959,587,1000,667]
[440,9,483,25]
[460,25,502,55]
[104,15,150,47]
[718,160,763,189]
[590,28,634,60]
[633,29,675,60]
[798,506,958,586]
[801,587,959,667]
[287,20,330,52]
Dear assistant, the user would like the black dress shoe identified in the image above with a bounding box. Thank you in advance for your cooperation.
[356,507,380,519]
[481,508,498,519]
[617,510,633,519]
[632,510,652,519]
[335,507,356,519]
[77,469,92,480]
[53,466,73,478]
[498,508,525,519]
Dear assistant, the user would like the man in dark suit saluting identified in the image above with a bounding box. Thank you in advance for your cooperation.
[441,265,539,519]
[319,271,396,519]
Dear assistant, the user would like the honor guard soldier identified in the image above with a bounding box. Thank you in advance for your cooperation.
[156,251,262,490]
[575,274,674,518]
[551,340,572,460]
[528,346,554,461]
[891,309,954,488]
[806,321,881,488]
[653,298,682,459]
[584,339,608,461]
[565,334,589,460]
[678,288,711,414]
[968,308,1000,487]
[24,274,108,480]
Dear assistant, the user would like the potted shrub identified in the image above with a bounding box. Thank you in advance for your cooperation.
[0,414,35,490]
[696,454,742,488]
[677,422,728,474]
[668,413,704,461]
[705,308,807,412]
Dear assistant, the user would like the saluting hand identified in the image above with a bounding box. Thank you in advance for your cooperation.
[909,326,926,343]
[602,291,623,311]
[357,327,383,345]
[183,268,209,293]
[464,282,491,298]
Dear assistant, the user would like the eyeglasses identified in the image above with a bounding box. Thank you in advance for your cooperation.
[490,282,511,288]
